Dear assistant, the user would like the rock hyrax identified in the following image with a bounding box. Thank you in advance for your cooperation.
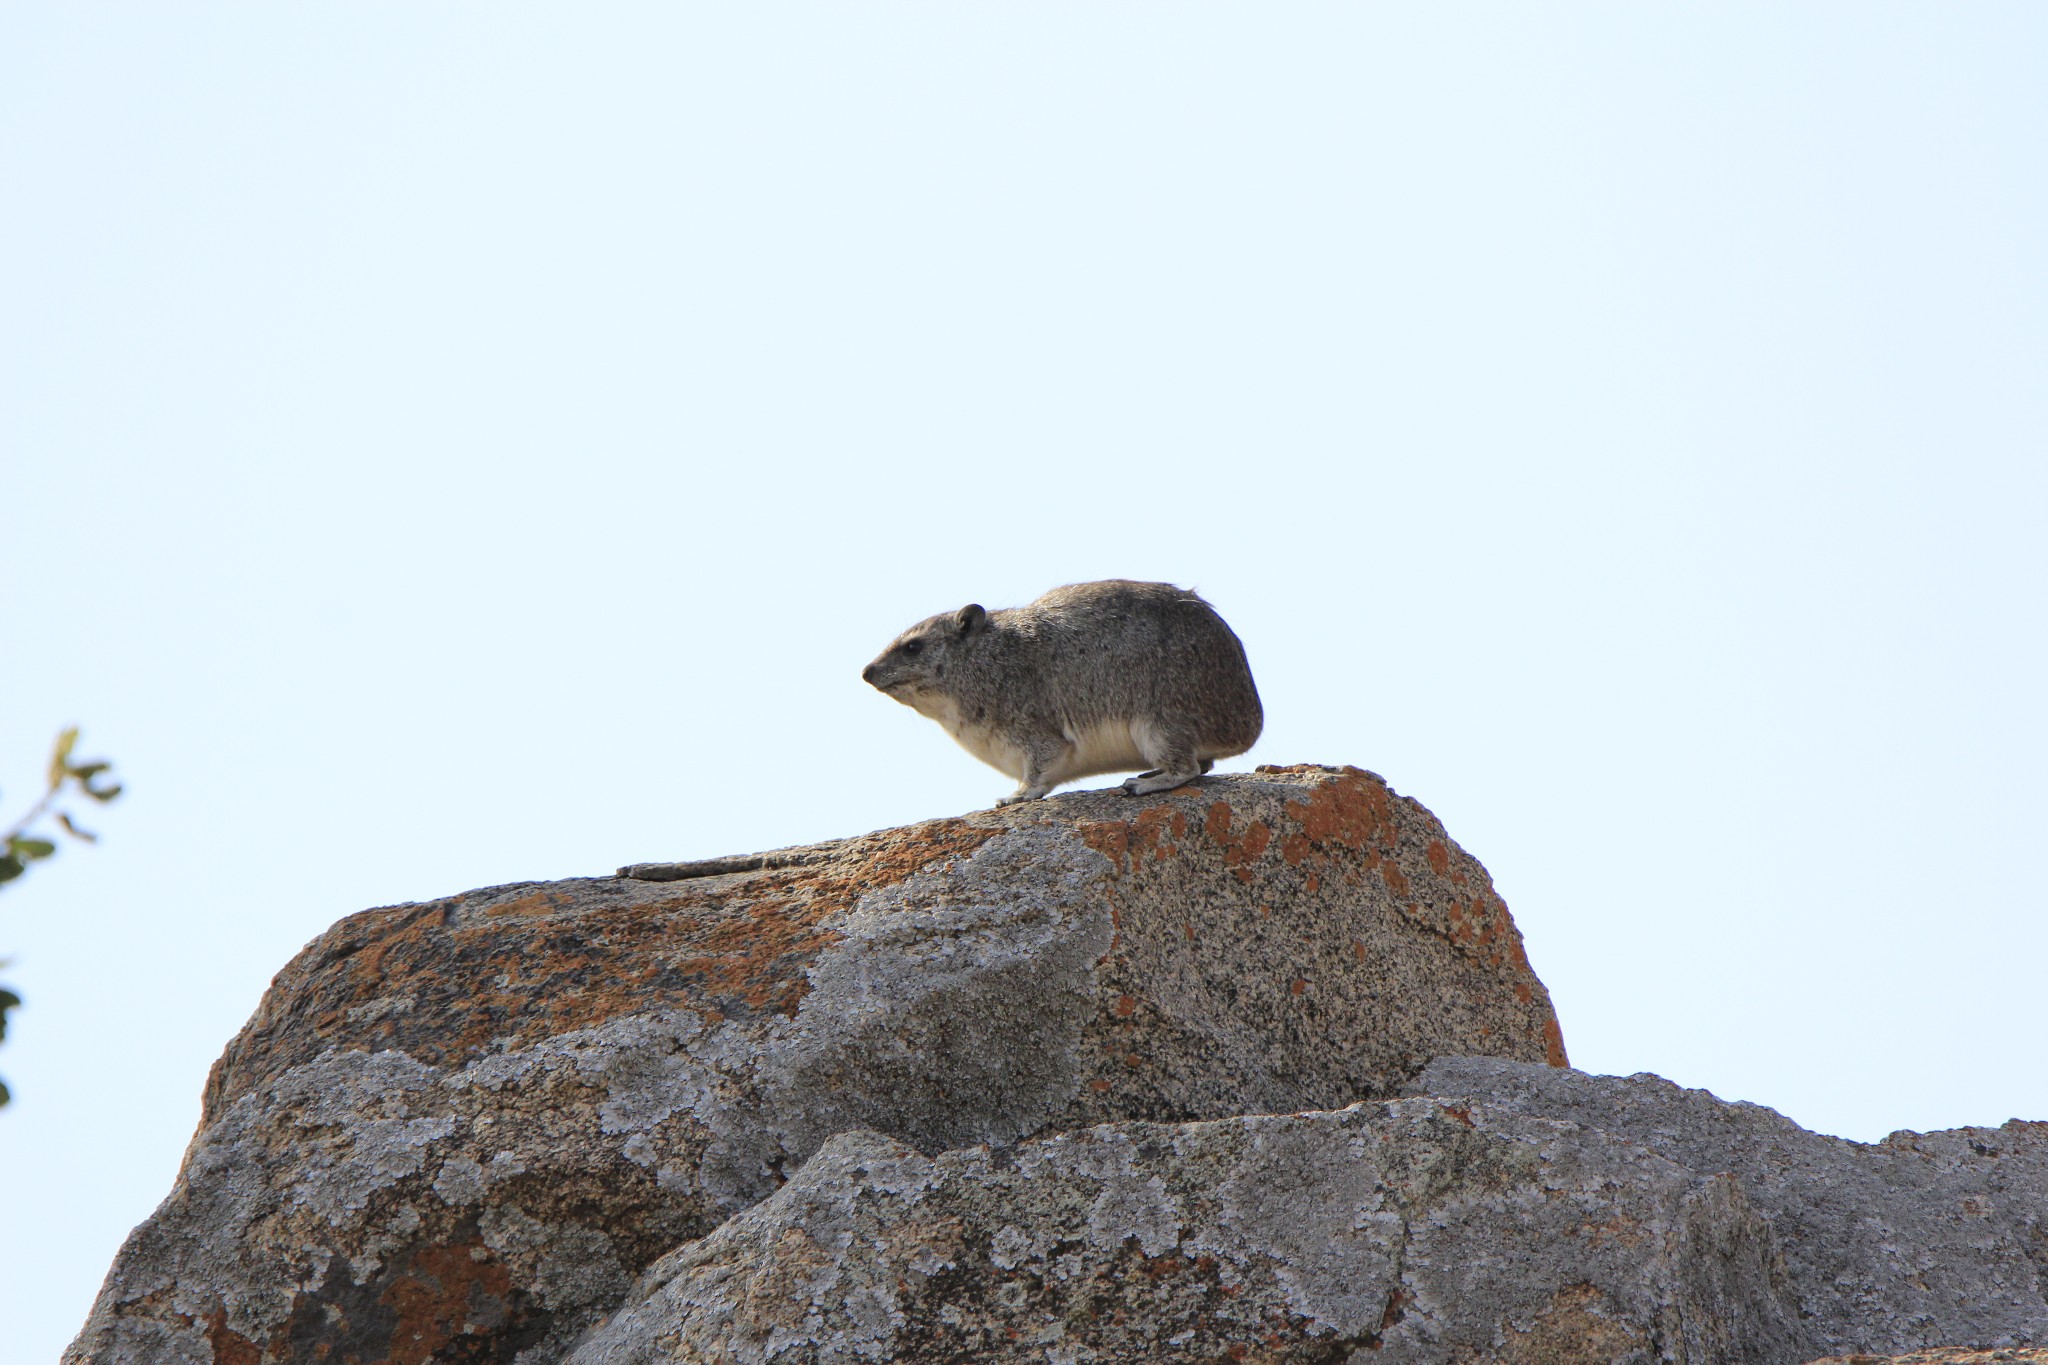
[862,579,1263,805]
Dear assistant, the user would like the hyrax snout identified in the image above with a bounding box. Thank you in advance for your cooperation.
[862,579,1263,806]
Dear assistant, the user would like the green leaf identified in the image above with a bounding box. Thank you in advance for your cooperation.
[57,812,97,843]
[85,781,123,803]
[7,837,56,860]
[48,727,79,789]
[0,1076,12,1108]
[69,761,109,782]
[0,855,23,884]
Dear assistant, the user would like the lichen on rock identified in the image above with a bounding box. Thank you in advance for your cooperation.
[565,1099,1809,1364]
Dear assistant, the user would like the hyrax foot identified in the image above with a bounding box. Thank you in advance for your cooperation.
[996,784,1052,807]
[1121,770,1200,797]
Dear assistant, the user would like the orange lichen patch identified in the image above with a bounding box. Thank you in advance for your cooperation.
[346,904,450,990]
[202,1307,261,1365]
[1077,821,1131,875]
[1115,995,1138,1018]
[1445,899,1502,950]
[1133,804,1180,842]
[1426,840,1450,875]
[1203,801,1272,879]
[1078,807,1190,874]
[481,891,565,919]
[1140,1252,1191,1279]
[1206,801,1234,846]
[1543,1017,1569,1067]
[1282,768,1396,853]
[1352,939,1366,962]
[1289,979,1306,996]
[202,821,997,1120]
[1280,833,1311,866]
[380,1239,518,1365]
[806,820,1000,897]
[1090,1078,1113,1092]
[1503,1283,1641,1363]
[1379,861,1411,898]
[1439,1103,1476,1128]
[1086,798,1278,887]
[667,901,834,1017]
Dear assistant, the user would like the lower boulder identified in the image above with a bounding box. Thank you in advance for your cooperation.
[566,1099,1811,1364]
[1410,1058,2048,1357]
[1804,1355,2048,1365]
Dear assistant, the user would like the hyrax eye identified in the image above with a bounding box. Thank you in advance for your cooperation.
[903,640,924,656]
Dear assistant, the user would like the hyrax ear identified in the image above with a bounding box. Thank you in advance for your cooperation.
[953,603,987,637]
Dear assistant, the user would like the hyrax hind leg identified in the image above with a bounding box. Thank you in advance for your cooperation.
[1132,759,1214,780]
[1121,723,1204,797]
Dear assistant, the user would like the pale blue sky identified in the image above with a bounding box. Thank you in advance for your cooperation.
[4,6,2044,1359]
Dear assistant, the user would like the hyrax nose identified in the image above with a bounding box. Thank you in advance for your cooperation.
[861,663,880,686]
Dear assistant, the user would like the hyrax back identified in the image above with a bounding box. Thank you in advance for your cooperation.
[862,580,1263,804]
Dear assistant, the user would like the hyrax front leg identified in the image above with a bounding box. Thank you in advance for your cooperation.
[995,737,1075,806]
[1122,724,1204,796]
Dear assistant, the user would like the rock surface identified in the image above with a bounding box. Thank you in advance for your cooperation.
[567,1065,2048,1365]
[1409,1057,2048,1357]
[1806,1355,2048,1365]
[65,766,1563,1365]
[567,1101,1810,1365]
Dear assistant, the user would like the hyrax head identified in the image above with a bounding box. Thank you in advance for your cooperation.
[861,603,988,705]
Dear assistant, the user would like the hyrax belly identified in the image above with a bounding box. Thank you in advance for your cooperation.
[1051,718,1147,783]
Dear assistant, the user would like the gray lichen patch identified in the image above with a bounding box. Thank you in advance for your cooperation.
[1410,1056,2048,1356]
[567,1101,1808,1365]
[759,822,1119,1160]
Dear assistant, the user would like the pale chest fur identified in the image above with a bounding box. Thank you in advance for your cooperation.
[908,691,1030,780]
